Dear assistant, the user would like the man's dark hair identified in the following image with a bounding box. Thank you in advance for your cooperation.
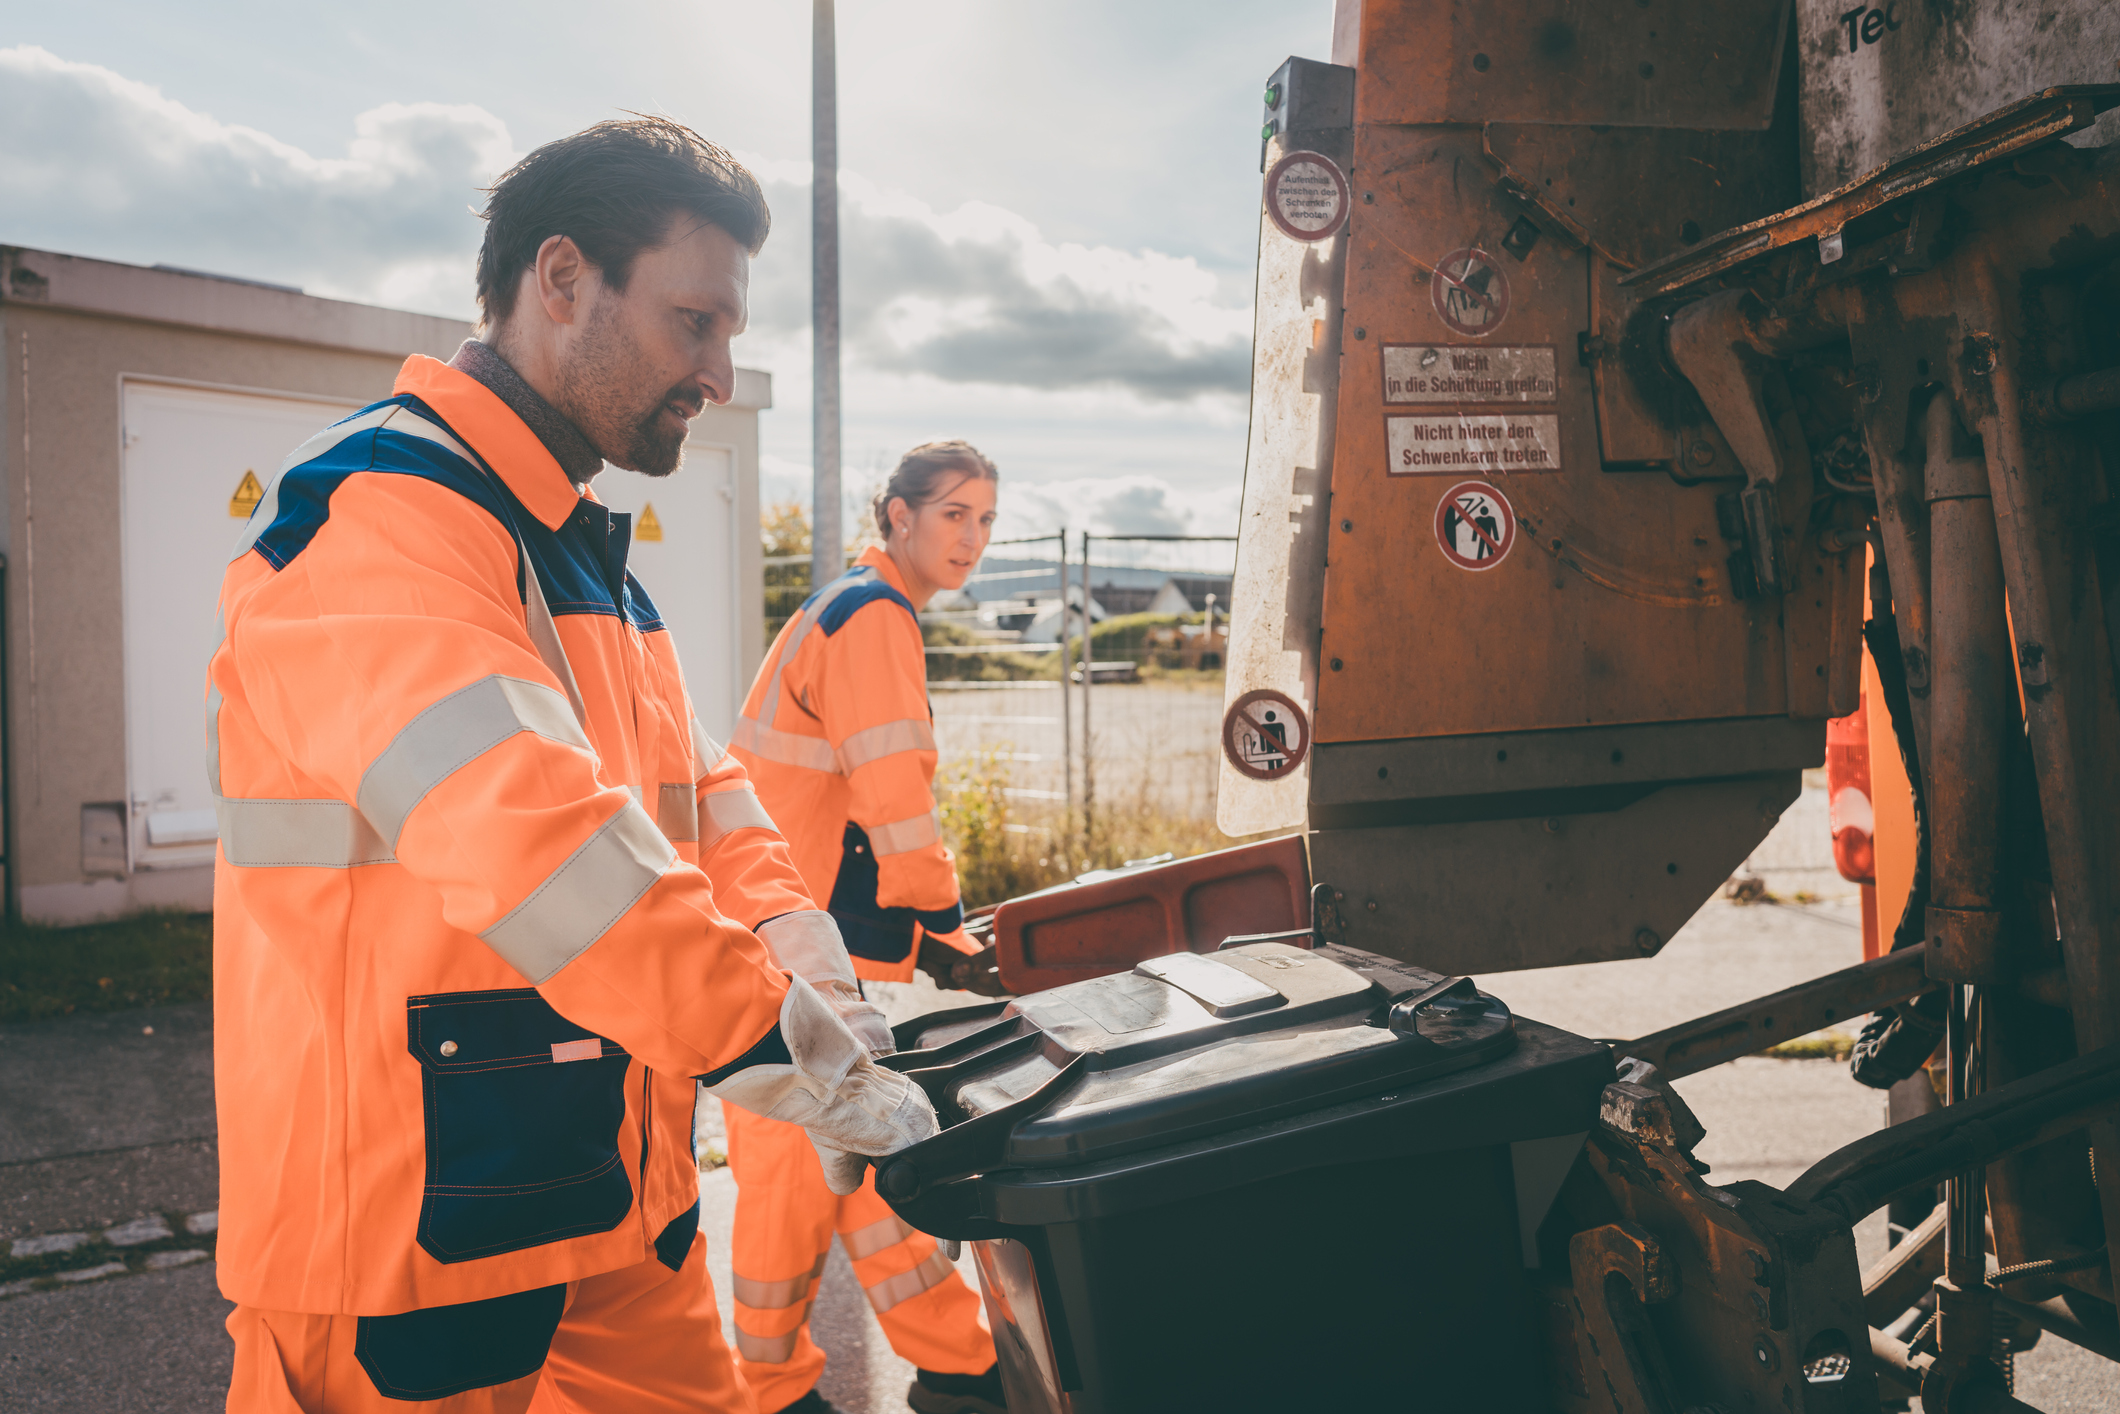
[476,117,770,325]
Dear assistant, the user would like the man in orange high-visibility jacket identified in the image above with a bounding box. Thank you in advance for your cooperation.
[727,445,1004,1414]
[211,118,934,1414]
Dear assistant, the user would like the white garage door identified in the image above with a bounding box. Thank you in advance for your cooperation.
[590,441,746,742]
[122,391,748,874]
[121,382,358,871]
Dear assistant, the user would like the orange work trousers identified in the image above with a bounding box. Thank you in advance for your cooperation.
[225,1232,753,1413]
[724,1105,994,1413]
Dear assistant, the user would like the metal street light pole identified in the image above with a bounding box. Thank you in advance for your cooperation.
[811,0,842,590]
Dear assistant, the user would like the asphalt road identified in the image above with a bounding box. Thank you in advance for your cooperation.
[930,677,1224,817]
[1,1003,219,1244]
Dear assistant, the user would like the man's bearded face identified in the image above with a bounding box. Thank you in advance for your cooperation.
[548,217,750,479]
[554,294,698,478]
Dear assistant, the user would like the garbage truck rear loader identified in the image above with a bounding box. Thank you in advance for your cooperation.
[883,4,2120,1408]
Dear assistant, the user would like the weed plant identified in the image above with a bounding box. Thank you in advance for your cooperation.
[940,747,1278,910]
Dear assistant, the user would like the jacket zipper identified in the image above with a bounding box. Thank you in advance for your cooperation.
[638,1064,654,1230]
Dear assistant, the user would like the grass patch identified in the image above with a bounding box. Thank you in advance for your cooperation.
[0,911,212,1023]
[941,747,1274,910]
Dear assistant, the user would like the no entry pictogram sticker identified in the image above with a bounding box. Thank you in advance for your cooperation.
[1434,482,1516,571]
[1264,150,1351,243]
[1430,247,1510,337]
[1223,689,1311,779]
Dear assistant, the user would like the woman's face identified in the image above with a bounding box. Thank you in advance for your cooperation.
[892,474,998,592]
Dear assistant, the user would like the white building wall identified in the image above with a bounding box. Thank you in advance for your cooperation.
[1,246,767,924]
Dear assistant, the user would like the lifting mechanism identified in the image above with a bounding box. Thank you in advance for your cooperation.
[883,4,2120,1409]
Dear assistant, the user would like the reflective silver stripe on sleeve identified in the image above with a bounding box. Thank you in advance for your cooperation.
[837,718,936,773]
[211,679,398,868]
[699,787,779,847]
[657,783,699,841]
[217,797,395,868]
[692,717,726,779]
[480,801,678,985]
[866,808,942,857]
[731,716,839,773]
[357,676,592,849]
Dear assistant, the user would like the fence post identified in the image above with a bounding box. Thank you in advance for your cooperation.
[1056,531,1072,821]
[1080,530,1094,832]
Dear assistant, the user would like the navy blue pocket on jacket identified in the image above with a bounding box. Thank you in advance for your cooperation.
[407,989,634,1263]
[355,1283,566,1398]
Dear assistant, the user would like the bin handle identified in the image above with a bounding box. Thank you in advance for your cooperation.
[1216,928,1317,951]
[876,1052,1091,1203]
[1385,976,1480,1037]
[882,1008,1019,1072]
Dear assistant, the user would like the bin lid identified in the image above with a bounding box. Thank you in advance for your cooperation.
[885,941,1521,1172]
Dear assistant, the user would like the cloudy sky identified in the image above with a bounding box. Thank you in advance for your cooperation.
[1,3,1335,553]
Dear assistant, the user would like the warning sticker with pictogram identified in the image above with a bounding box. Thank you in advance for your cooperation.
[1222,689,1311,780]
[1434,482,1517,571]
[636,503,664,542]
[1264,151,1351,243]
[1430,248,1510,337]
[229,469,264,519]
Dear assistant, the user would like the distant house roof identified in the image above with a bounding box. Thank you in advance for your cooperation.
[1146,579,1195,616]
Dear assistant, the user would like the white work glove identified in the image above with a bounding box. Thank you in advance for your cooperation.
[706,974,939,1195]
[755,910,896,1056]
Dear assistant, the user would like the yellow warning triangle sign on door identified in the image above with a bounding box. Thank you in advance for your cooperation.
[229,469,264,518]
[637,502,664,542]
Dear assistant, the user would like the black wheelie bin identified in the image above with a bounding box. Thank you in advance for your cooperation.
[873,939,1611,1413]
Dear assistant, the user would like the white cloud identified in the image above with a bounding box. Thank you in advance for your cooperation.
[1,47,1254,404]
[745,169,1253,403]
[1001,475,1241,542]
[0,45,508,316]
[0,45,1254,535]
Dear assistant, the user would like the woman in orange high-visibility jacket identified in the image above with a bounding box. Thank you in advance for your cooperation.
[725,442,1003,1414]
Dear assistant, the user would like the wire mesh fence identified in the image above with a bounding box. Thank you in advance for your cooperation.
[925,531,1236,827]
[759,529,1238,833]
[927,533,1075,828]
[1071,533,1236,825]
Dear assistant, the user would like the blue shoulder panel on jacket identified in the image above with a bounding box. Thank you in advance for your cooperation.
[817,579,917,636]
[251,396,505,571]
[248,397,665,631]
